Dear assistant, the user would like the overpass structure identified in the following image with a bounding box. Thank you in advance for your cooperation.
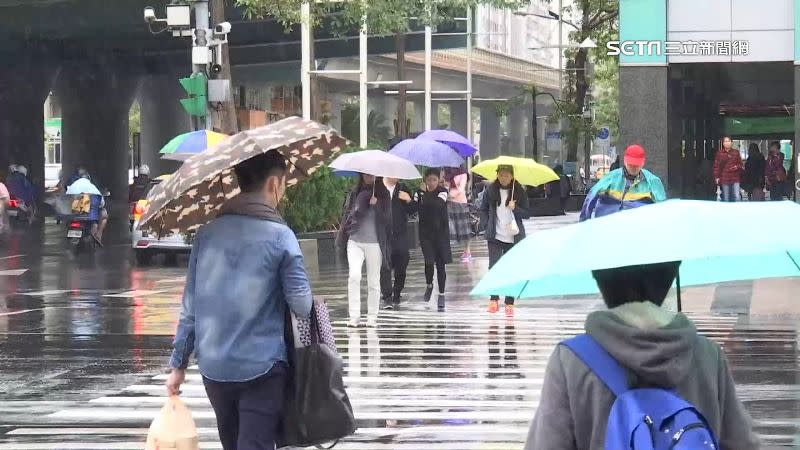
[0,0,561,198]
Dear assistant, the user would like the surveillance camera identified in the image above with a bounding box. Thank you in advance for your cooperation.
[143,6,157,23]
[211,64,223,75]
[215,22,232,34]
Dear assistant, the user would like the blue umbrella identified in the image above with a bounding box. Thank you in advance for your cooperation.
[389,138,464,168]
[418,129,478,158]
[471,200,800,305]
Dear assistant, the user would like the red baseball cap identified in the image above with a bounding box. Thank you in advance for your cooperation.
[624,144,646,167]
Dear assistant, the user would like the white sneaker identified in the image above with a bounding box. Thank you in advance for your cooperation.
[366,318,378,328]
[347,319,360,328]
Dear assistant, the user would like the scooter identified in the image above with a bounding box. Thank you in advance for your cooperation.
[66,216,98,254]
[65,191,107,255]
[6,195,31,226]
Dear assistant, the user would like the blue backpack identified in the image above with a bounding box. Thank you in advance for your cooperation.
[562,334,718,450]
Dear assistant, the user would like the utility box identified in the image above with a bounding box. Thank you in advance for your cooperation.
[208,79,232,102]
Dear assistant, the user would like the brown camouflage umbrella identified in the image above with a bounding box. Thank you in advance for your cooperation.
[138,116,349,236]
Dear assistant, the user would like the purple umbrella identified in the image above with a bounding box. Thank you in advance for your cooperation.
[418,129,478,157]
[389,138,465,168]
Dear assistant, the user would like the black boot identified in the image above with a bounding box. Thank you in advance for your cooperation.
[437,293,445,311]
[423,285,433,302]
[392,293,401,308]
[382,294,394,310]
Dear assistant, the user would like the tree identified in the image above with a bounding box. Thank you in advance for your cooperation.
[558,0,618,162]
[592,57,618,146]
[236,0,527,139]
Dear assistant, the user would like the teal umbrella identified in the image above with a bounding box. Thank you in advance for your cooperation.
[471,200,800,308]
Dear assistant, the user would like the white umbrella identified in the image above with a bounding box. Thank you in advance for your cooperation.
[65,178,101,196]
[329,150,421,180]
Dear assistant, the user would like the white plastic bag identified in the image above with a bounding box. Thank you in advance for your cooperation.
[145,396,199,450]
[508,219,520,236]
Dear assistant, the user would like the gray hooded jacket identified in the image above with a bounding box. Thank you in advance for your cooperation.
[525,302,759,450]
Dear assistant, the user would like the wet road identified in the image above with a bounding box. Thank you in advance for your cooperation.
[1,216,799,448]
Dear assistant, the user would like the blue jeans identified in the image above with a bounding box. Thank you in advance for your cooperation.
[203,362,288,450]
[720,183,740,202]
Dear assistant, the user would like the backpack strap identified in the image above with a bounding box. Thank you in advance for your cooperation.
[561,334,628,397]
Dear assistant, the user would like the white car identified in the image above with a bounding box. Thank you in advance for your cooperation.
[131,176,192,265]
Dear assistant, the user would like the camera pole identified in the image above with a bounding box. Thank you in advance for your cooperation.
[193,0,211,130]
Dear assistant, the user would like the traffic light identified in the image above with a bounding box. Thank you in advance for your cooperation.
[179,73,207,117]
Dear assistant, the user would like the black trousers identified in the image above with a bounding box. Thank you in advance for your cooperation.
[488,240,516,305]
[380,249,410,299]
[203,362,288,450]
[424,261,447,294]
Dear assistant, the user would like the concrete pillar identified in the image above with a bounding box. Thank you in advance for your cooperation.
[449,102,468,137]
[139,74,192,177]
[619,66,669,186]
[509,107,527,157]
[57,56,141,201]
[479,106,501,160]
[0,50,59,185]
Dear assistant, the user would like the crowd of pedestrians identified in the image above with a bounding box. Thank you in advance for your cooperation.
[162,136,763,449]
[715,138,790,202]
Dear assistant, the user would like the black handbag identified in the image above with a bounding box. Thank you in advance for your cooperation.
[278,299,356,449]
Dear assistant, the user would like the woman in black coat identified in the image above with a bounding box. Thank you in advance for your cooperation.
[414,168,452,311]
[479,165,532,317]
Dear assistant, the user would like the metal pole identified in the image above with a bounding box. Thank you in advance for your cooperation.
[466,6,473,193]
[558,0,563,96]
[194,0,210,129]
[424,24,432,131]
[300,1,311,120]
[359,10,368,148]
[466,6,473,142]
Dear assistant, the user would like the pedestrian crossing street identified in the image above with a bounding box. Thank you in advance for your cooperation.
[0,307,744,450]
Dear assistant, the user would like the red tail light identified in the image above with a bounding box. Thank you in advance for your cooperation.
[7,199,18,208]
[69,221,81,229]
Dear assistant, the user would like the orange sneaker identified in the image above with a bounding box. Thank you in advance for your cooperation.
[505,305,515,317]
[487,300,499,313]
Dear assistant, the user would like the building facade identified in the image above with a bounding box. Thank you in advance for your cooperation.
[619,0,798,198]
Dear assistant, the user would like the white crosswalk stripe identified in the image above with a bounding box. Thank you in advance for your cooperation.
[0,306,742,450]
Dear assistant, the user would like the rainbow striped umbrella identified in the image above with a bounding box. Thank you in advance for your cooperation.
[159,130,228,161]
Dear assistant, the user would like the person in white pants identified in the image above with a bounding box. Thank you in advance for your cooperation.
[340,174,391,328]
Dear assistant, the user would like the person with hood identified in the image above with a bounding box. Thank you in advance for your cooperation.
[765,141,787,201]
[742,143,765,201]
[580,144,666,221]
[479,165,532,317]
[6,165,37,223]
[415,168,452,311]
[380,177,417,310]
[339,174,391,327]
[714,136,743,202]
[524,261,759,450]
[165,150,313,450]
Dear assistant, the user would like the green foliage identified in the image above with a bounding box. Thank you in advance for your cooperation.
[281,152,356,232]
[236,0,527,35]
[592,58,619,144]
[340,103,392,148]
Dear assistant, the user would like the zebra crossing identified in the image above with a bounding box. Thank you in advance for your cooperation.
[0,307,744,450]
